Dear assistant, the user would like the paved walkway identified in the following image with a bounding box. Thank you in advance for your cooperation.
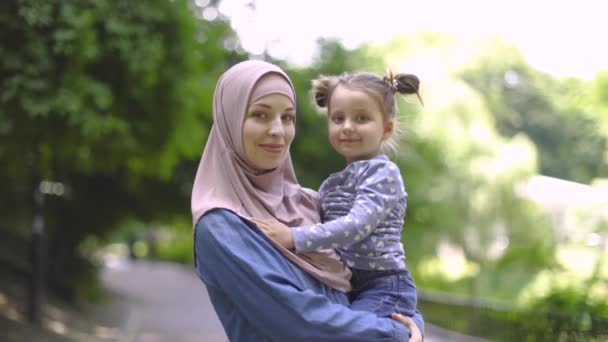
[97,259,487,342]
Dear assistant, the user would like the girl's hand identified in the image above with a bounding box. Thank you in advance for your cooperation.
[251,218,295,250]
[391,313,423,342]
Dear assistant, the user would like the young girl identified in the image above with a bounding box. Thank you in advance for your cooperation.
[255,70,422,319]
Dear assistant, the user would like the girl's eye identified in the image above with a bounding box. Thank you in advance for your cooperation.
[331,116,344,124]
[356,114,369,122]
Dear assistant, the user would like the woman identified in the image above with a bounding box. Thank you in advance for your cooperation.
[192,60,424,341]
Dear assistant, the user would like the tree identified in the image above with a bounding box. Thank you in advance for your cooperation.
[460,42,608,184]
[0,0,243,299]
[314,35,558,297]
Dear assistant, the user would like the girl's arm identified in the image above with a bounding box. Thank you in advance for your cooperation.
[292,160,405,253]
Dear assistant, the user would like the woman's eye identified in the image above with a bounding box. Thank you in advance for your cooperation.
[251,111,267,119]
[282,113,295,122]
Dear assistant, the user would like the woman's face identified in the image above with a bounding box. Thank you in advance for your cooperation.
[243,93,296,170]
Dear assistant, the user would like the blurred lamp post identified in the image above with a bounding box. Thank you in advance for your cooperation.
[28,180,64,325]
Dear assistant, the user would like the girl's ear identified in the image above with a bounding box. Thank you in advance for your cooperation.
[383,120,394,140]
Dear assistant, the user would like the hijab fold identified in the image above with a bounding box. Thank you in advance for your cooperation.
[192,60,351,292]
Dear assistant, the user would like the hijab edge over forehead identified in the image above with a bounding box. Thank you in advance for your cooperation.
[214,64,296,162]
[249,72,295,105]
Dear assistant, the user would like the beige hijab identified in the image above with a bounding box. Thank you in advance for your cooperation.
[191,60,351,292]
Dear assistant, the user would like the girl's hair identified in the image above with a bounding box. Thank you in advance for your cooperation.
[311,70,422,155]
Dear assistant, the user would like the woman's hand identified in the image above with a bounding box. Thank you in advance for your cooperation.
[251,218,295,250]
[391,313,423,342]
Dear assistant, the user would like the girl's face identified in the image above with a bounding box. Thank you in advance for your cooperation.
[242,93,296,170]
[327,85,393,163]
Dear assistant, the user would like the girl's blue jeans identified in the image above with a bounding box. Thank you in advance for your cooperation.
[349,268,418,318]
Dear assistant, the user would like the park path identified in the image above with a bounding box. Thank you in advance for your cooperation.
[97,259,487,342]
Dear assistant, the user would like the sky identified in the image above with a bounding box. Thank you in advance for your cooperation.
[212,0,608,80]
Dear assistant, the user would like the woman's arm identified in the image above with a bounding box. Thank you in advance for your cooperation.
[195,209,419,341]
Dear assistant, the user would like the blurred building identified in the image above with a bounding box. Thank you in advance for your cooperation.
[521,175,608,244]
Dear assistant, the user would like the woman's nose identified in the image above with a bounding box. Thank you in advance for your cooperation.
[268,117,284,136]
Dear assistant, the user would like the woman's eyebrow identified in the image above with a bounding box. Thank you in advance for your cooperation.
[251,103,272,109]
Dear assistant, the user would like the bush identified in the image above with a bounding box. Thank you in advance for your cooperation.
[419,286,608,341]
[508,287,608,341]
[156,230,194,265]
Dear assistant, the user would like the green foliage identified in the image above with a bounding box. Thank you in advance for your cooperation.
[420,284,608,341]
[508,287,608,341]
[0,0,244,299]
[285,36,559,302]
[3,1,606,318]
[460,46,608,183]
[418,297,520,341]
[156,231,195,265]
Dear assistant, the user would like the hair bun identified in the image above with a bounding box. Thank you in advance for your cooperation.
[311,77,333,109]
[314,91,328,107]
[393,73,423,106]
[394,74,419,94]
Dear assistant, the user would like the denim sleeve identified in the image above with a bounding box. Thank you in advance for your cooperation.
[195,209,414,341]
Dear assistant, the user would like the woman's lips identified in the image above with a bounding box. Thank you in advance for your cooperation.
[260,144,284,154]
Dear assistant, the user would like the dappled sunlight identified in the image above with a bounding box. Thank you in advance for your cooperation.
[45,319,68,335]
[517,269,556,304]
[518,265,608,305]
[47,304,66,321]
[94,325,122,340]
[91,242,131,270]
[588,232,606,248]
[418,257,479,283]
[6,307,23,322]
[99,242,130,259]
[132,241,149,258]
[557,246,607,279]
[0,290,23,323]
[464,224,510,262]
[469,135,537,180]
[493,138,537,175]
[418,241,479,282]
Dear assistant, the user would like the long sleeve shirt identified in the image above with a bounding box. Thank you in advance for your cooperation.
[194,209,424,341]
[292,155,407,271]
